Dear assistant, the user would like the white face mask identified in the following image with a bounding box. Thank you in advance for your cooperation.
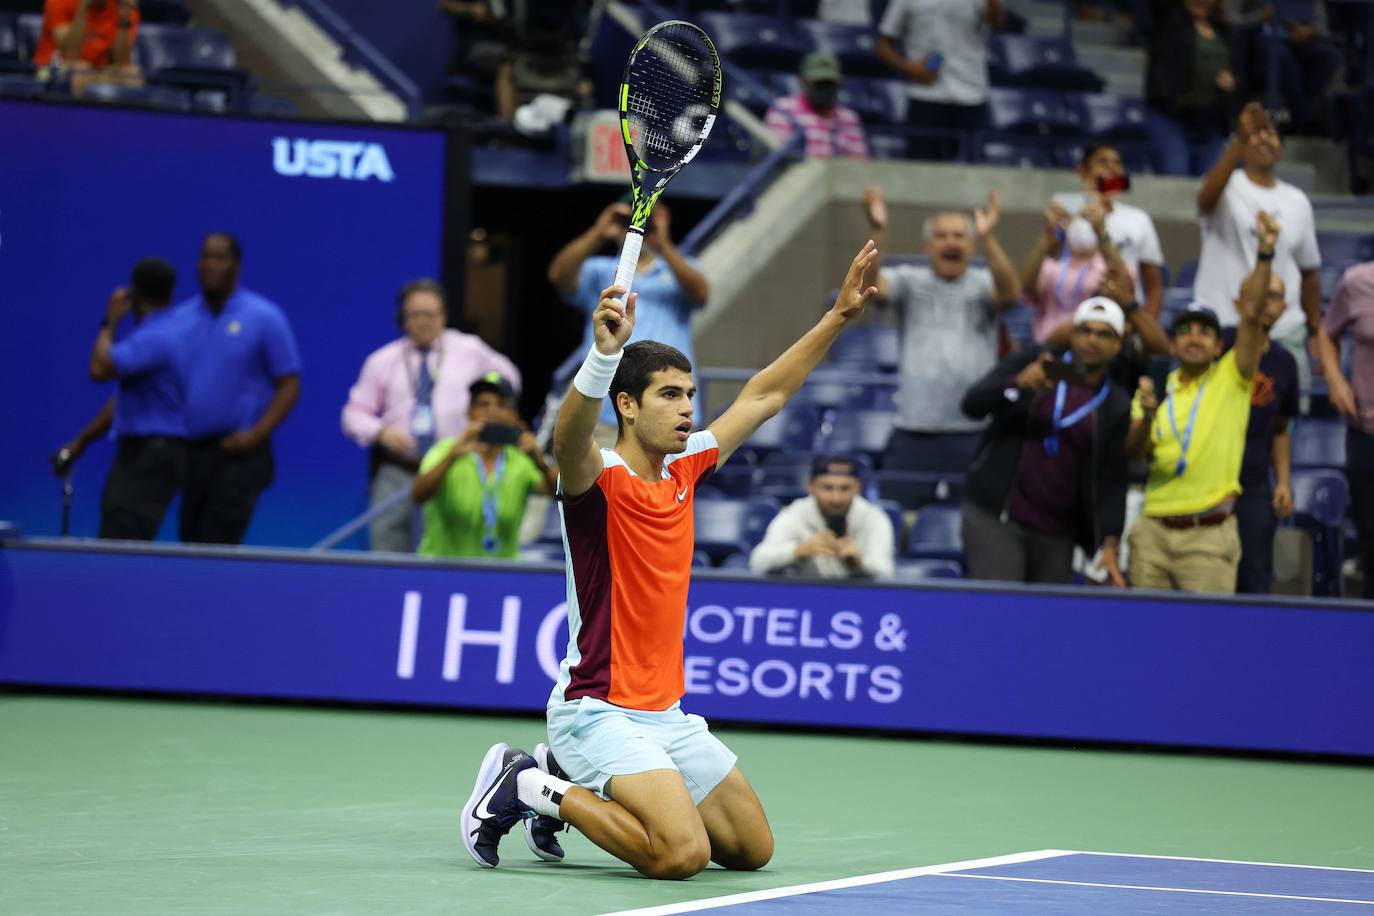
[1066,217,1099,256]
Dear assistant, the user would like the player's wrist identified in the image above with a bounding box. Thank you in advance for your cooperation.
[575,343,623,399]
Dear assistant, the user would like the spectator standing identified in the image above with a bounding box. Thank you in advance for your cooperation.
[33,0,142,95]
[960,297,1132,585]
[1317,262,1374,599]
[73,258,183,539]
[863,186,1020,485]
[1145,0,1239,175]
[342,279,520,553]
[548,198,709,447]
[1220,273,1299,594]
[1053,144,1167,317]
[177,233,301,545]
[749,454,895,578]
[411,373,555,559]
[1194,103,1321,406]
[764,52,870,160]
[1125,211,1279,593]
[876,0,1005,161]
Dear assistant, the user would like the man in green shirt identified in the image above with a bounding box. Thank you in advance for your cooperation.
[412,373,556,558]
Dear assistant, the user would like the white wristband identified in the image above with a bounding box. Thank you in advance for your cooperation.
[573,344,622,399]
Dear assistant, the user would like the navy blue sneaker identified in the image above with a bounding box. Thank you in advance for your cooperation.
[522,743,570,862]
[462,742,535,868]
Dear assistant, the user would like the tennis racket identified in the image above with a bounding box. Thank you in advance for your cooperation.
[613,20,722,305]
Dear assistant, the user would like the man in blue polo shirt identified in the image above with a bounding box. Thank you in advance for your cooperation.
[178,232,302,544]
[82,257,185,539]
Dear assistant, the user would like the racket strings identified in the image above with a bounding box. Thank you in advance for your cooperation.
[625,27,716,170]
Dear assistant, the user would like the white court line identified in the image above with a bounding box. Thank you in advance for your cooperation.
[935,873,1374,906]
[597,849,1072,916]
[1060,849,1374,875]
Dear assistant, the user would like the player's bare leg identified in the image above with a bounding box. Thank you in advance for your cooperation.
[696,767,773,870]
[559,769,712,879]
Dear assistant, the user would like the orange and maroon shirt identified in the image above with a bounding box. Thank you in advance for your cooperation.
[550,431,718,712]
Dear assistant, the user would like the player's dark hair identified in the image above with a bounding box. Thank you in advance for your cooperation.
[130,257,177,307]
[610,341,693,435]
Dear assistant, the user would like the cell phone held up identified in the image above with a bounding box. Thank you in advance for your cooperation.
[478,423,522,446]
[1096,173,1130,195]
[824,512,848,537]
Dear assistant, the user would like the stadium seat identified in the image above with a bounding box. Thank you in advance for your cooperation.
[1290,468,1349,596]
[0,71,41,97]
[698,454,757,498]
[698,13,807,71]
[1079,93,1150,140]
[1173,260,1198,289]
[988,35,1104,92]
[693,549,713,568]
[870,469,964,510]
[1316,231,1374,264]
[136,25,236,73]
[891,558,963,581]
[139,0,191,24]
[874,497,906,548]
[979,139,1055,168]
[819,408,895,461]
[1321,262,1354,298]
[1001,302,1036,349]
[81,81,191,109]
[794,19,886,77]
[864,78,909,124]
[1162,288,1196,326]
[717,550,753,570]
[15,13,39,59]
[827,324,899,371]
[793,375,874,411]
[903,504,964,563]
[753,459,810,503]
[984,87,1084,136]
[1291,419,1347,469]
[535,502,563,545]
[737,406,819,458]
[519,543,565,564]
[0,14,17,61]
[733,69,776,116]
[694,496,780,562]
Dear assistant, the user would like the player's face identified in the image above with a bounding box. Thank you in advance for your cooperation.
[923,214,973,280]
[1070,321,1123,368]
[623,368,695,454]
[402,290,446,347]
[809,473,859,517]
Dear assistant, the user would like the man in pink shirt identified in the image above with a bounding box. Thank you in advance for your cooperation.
[1317,261,1374,598]
[341,279,520,553]
[763,52,869,160]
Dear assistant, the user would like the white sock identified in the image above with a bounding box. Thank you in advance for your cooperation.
[517,767,574,819]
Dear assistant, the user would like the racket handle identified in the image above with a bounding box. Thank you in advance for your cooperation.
[612,228,644,307]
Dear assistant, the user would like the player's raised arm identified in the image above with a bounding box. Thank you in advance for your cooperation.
[553,286,637,497]
[709,241,879,468]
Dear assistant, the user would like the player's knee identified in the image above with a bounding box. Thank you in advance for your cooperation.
[716,835,773,872]
[642,840,711,880]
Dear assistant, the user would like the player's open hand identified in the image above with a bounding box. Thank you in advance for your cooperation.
[833,240,879,322]
[594,285,636,355]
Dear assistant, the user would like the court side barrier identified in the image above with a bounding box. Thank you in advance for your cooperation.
[2,539,1371,758]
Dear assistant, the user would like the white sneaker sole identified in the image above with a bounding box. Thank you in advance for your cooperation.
[461,741,509,869]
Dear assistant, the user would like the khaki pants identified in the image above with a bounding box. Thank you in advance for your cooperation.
[1127,514,1241,594]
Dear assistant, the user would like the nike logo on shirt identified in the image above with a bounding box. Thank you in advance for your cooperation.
[677,488,688,503]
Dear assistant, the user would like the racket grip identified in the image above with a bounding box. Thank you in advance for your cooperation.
[612,228,644,307]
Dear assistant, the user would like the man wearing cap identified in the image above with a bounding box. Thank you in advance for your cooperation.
[959,296,1132,585]
[548,197,709,447]
[343,278,520,553]
[411,373,556,559]
[749,454,895,578]
[1126,212,1279,594]
[763,52,869,160]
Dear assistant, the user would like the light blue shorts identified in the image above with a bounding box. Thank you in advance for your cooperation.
[546,697,738,806]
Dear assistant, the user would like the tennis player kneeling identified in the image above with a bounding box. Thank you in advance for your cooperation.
[461,242,881,879]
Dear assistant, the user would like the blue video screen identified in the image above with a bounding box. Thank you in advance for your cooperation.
[0,100,452,546]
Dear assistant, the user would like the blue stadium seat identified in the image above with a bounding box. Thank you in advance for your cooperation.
[1316,231,1374,264]
[734,69,777,116]
[1321,262,1354,298]
[903,504,964,563]
[870,469,964,510]
[535,502,563,545]
[698,453,757,498]
[1079,93,1150,139]
[1001,302,1036,349]
[81,81,191,109]
[693,549,713,568]
[819,408,895,461]
[891,558,964,581]
[754,459,810,503]
[136,25,237,73]
[737,406,819,458]
[0,14,17,61]
[520,543,565,564]
[0,71,41,97]
[139,0,191,24]
[1173,260,1198,288]
[1162,288,1196,326]
[699,13,807,71]
[794,19,886,77]
[984,87,1084,136]
[15,13,40,59]
[1291,419,1347,469]
[874,497,906,547]
[979,139,1055,168]
[864,78,909,123]
[718,550,754,570]
[828,324,899,371]
[694,496,780,562]
[988,35,1103,92]
[793,375,875,411]
[1290,468,1349,596]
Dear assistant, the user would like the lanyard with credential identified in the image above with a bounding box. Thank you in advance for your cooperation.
[474,449,506,554]
[1044,373,1111,457]
[1159,384,1206,476]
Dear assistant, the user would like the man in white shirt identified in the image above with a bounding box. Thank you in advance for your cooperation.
[876,0,1005,160]
[750,454,895,578]
[1053,143,1167,318]
[1194,103,1322,403]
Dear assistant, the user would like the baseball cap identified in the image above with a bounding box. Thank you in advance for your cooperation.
[469,371,516,400]
[800,52,842,83]
[810,454,861,480]
[1072,296,1125,336]
[1171,303,1222,336]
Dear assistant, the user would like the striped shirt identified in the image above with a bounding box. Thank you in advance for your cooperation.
[550,431,720,712]
[764,95,870,160]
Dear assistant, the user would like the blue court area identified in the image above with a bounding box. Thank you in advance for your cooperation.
[612,851,1374,915]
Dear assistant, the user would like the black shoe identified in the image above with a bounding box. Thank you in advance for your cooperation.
[522,742,569,863]
[462,742,535,868]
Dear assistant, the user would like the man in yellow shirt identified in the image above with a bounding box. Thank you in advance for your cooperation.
[1125,211,1279,593]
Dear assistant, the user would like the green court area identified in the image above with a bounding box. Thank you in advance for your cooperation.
[2,694,1371,915]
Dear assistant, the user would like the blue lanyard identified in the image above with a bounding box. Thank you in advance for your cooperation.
[474,449,506,553]
[1043,363,1111,457]
[1055,247,1094,314]
[1159,383,1206,476]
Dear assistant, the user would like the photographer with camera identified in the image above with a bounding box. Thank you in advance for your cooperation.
[749,455,894,579]
[411,373,556,560]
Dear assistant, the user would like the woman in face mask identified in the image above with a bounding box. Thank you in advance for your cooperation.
[1020,197,1139,344]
